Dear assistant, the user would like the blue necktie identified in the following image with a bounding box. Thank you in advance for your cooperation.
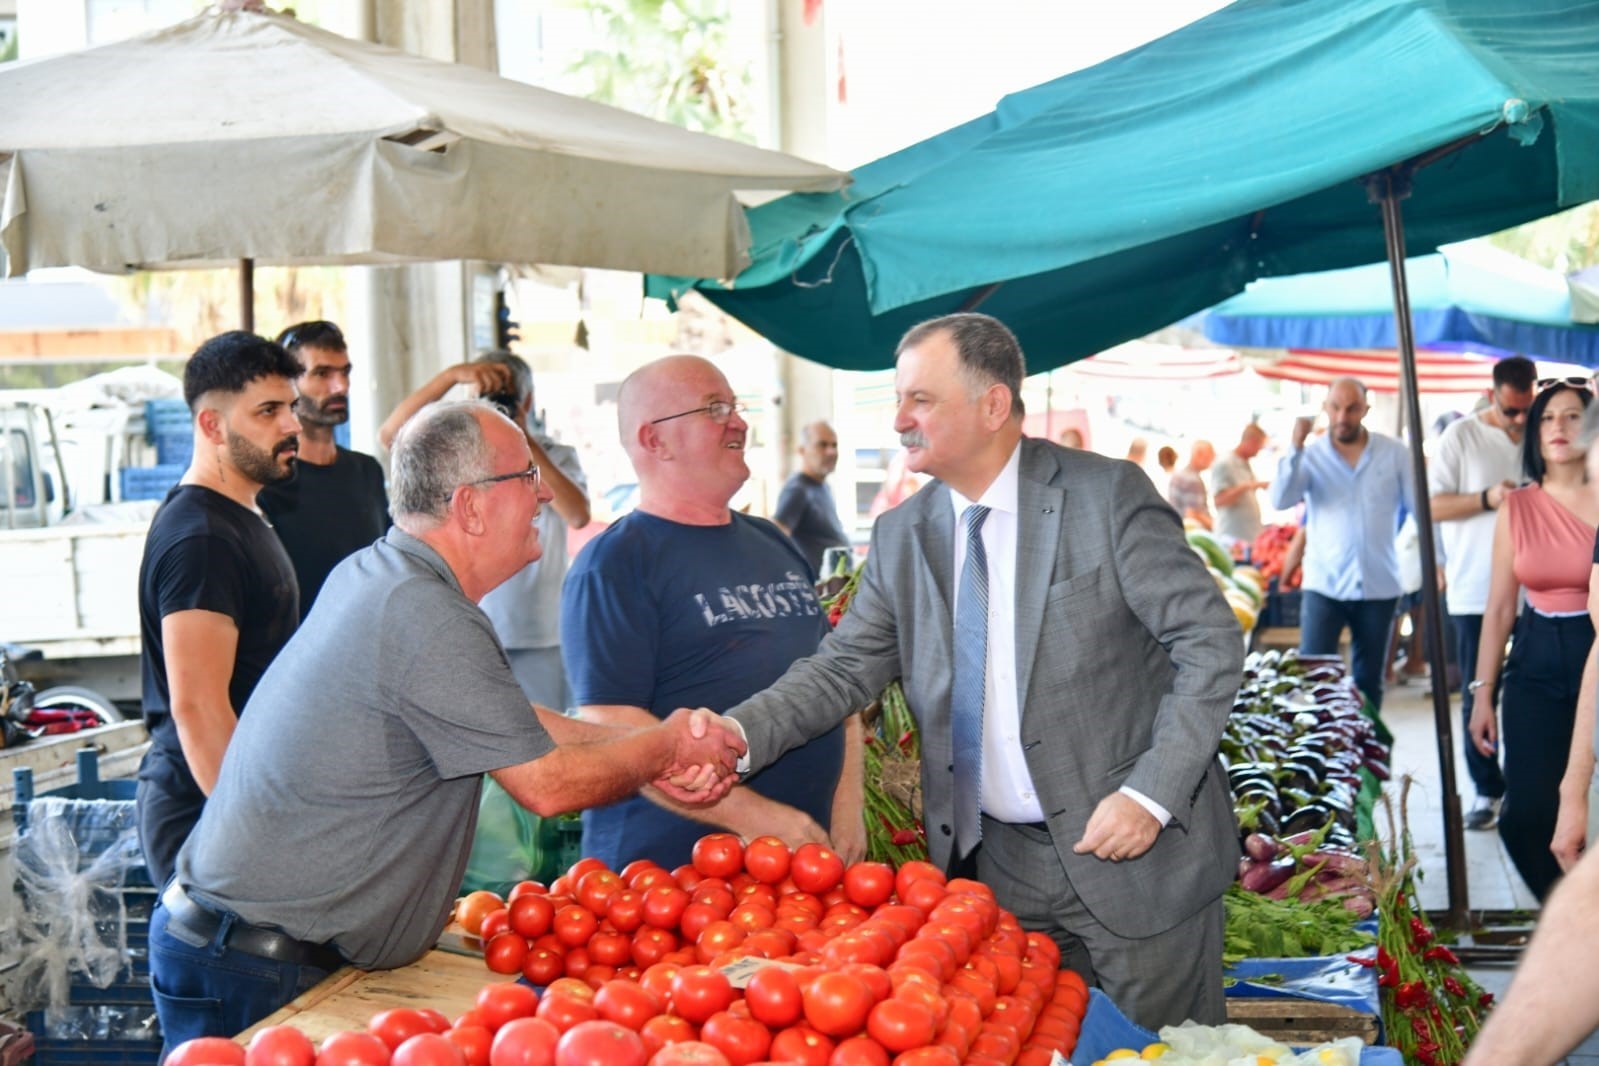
[951,504,990,857]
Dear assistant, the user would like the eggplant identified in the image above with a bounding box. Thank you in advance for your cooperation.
[1243,833,1282,863]
[1240,856,1296,894]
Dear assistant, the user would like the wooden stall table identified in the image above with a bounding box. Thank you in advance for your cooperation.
[238,947,490,1044]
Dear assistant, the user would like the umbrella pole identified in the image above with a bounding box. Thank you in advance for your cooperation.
[241,257,255,334]
[1370,167,1472,930]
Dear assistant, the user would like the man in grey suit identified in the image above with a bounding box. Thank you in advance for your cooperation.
[711,313,1243,1028]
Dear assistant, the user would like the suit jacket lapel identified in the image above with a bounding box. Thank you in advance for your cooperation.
[1015,442,1065,707]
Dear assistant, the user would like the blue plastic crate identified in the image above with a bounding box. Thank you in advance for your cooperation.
[118,465,183,502]
[152,429,192,466]
[143,399,190,439]
[1260,584,1303,628]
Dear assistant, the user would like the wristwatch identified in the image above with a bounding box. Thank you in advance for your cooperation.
[1468,679,1489,693]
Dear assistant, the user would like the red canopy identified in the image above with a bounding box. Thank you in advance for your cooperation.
[1254,348,1494,393]
[1069,341,1242,381]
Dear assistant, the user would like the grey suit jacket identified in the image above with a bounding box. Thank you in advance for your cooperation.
[728,438,1243,938]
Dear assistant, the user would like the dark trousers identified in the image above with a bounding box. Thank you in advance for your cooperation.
[149,901,331,1055]
[1299,591,1399,711]
[1498,608,1594,901]
[1452,613,1506,800]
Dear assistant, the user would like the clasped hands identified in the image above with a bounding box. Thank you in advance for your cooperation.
[651,708,747,804]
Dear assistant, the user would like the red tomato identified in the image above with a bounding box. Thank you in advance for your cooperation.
[488,1017,560,1066]
[647,1041,729,1066]
[509,895,556,940]
[838,963,892,1004]
[691,834,746,879]
[677,902,723,944]
[632,927,680,968]
[371,1010,440,1052]
[631,867,677,894]
[828,1037,891,1066]
[693,920,747,963]
[691,883,736,916]
[553,905,599,948]
[669,965,736,1024]
[545,978,596,1003]
[698,1013,770,1066]
[170,1037,248,1066]
[588,931,634,968]
[444,1026,493,1066]
[576,870,625,914]
[522,948,565,987]
[485,932,530,975]
[642,885,692,929]
[767,1026,834,1066]
[607,890,646,933]
[671,865,704,890]
[865,1001,936,1054]
[743,929,798,959]
[390,1034,465,1066]
[480,910,512,942]
[892,861,945,902]
[413,1011,450,1035]
[742,837,792,884]
[554,1020,647,1066]
[744,965,804,1028]
[508,881,548,903]
[803,972,874,1038]
[727,902,776,933]
[622,859,663,884]
[639,1015,697,1056]
[898,878,947,917]
[475,983,541,1030]
[789,844,845,895]
[246,1027,316,1066]
[565,857,609,883]
[593,979,664,1031]
[888,1047,958,1066]
[536,993,598,1033]
[317,1031,391,1066]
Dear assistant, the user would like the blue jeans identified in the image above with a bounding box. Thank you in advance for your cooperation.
[1298,591,1399,711]
[149,900,331,1056]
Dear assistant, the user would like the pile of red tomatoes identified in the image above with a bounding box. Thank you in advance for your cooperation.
[169,833,1091,1066]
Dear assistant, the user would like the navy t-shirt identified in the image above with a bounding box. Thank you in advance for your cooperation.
[774,473,851,574]
[562,511,843,869]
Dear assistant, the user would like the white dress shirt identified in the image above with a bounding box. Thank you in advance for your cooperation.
[951,443,1170,828]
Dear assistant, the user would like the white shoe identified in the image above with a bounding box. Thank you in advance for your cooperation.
[1464,796,1501,831]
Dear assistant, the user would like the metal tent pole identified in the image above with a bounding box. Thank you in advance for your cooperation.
[241,258,255,334]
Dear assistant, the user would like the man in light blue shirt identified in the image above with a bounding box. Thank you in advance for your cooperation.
[1270,377,1415,710]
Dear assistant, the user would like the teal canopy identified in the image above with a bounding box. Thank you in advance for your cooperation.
[1197,242,1599,365]
[649,0,1599,373]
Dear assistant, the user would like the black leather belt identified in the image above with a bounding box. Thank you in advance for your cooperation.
[162,882,344,972]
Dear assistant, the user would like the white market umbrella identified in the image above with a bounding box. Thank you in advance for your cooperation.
[0,9,846,328]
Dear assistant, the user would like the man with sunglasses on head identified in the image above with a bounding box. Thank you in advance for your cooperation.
[1428,355,1535,830]
[562,355,866,872]
[257,321,390,620]
[147,400,746,1050]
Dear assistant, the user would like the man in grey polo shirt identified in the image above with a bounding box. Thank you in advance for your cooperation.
[145,400,744,1051]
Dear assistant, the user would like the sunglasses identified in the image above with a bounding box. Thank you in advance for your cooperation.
[278,321,346,351]
[1538,376,1595,391]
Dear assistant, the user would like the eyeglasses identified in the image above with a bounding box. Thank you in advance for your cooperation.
[1538,376,1595,392]
[463,464,540,494]
[649,400,747,425]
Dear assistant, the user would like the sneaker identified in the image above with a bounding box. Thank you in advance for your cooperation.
[1464,796,1502,831]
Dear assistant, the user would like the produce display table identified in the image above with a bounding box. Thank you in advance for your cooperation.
[238,950,486,1044]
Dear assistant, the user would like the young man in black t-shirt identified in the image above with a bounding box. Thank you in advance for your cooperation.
[135,332,304,888]
[258,321,390,619]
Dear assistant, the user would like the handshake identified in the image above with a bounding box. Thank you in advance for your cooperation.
[650,708,748,804]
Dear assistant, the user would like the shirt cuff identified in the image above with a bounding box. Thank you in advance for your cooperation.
[1119,786,1171,827]
[721,716,752,776]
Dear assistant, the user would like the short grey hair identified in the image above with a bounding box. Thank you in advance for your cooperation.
[896,313,1026,418]
[477,349,533,406]
[390,400,497,525]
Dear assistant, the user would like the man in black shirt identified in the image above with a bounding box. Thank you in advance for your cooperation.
[258,321,390,619]
[773,420,851,574]
[136,332,303,887]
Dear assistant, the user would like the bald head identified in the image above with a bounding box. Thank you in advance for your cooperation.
[1324,377,1370,445]
[1189,440,1215,471]
[799,420,840,480]
[618,354,751,519]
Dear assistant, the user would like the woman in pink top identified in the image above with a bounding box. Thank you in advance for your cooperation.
[1471,380,1598,900]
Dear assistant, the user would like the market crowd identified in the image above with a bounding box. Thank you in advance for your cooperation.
[127,314,1599,1064]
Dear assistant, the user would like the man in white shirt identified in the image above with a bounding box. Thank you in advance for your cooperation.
[1428,356,1535,829]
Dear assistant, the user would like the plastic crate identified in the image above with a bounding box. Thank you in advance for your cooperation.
[143,399,190,439]
[152,429,192,466]
[27,1006,161,1066]
[1259,585,1303,629]
[118,465,183,502]
[14,750,139,834]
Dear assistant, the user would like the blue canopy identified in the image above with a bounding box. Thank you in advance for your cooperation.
[649,0,1599,373]
[1196,243,1599,365]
